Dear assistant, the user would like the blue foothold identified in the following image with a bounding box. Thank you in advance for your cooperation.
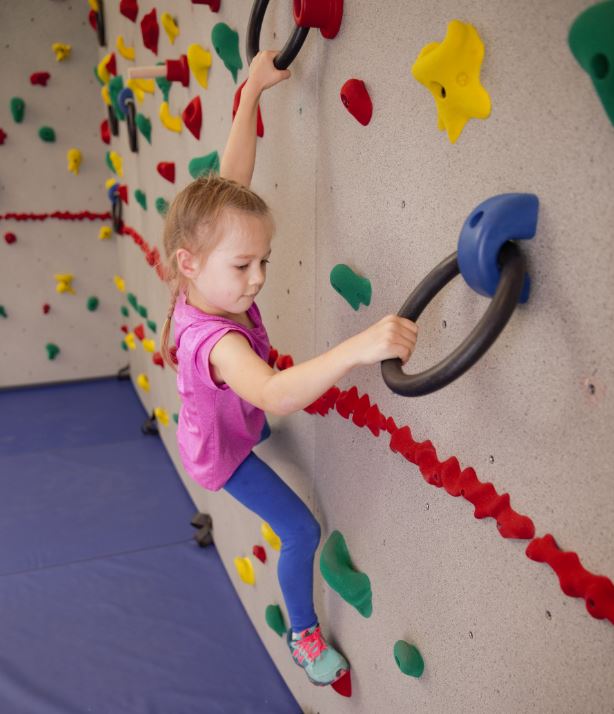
[457,193,538,303]
[118,88,135,116]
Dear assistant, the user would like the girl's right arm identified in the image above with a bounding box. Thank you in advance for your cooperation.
[209,315,418,416]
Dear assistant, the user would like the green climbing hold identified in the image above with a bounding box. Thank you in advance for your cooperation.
[155,197,169,216]
[172,412,179,425]
[211,23,243,82]
[39,126,56,143]
[127,292,139,310]
[189,151,220,179]
[0,305,8,318]
[109,75,125,121]
[46,343,60,360]
[135,189,148,210]
[120,305,129,317]
[330,264,372,311]
[393,640,424,678]
[137,305,148,319]
[147,319,157,333]
[10,97,25,123]
[93,65,105,86]
[121,340,128,351]
[569,0,614,125]
[320,530,373,618]
[105,151,116,174]
[87,296,99,312]
[156,62,172,102]
[136,113,152,143]
[265,604,287,637]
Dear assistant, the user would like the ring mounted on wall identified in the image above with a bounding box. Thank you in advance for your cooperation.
[95,0,106,47]
[107,103,119,137]
[381,193,538,397]
[246,0,343,69]
[118,88,138,152]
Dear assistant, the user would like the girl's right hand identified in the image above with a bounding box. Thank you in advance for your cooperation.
[247,50,291,93]
[345,315,418,367]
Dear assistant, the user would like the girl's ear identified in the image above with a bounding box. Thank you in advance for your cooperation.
[176,248,201,279]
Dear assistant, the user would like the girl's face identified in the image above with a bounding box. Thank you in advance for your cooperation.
[177,208,272,318]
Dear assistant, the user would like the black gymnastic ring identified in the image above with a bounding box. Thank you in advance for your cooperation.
[112,197,122,233]
[246,0,310,69]
[381,241,527,397]
[96,0,106,47]
[125,99,138,153]
[108,104,119,137]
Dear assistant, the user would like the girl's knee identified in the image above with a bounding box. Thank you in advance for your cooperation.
[304,515,321,549]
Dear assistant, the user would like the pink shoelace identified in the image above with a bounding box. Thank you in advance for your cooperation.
[292,626,328,664]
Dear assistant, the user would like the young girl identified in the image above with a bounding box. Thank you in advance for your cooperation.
[160,51,418,687]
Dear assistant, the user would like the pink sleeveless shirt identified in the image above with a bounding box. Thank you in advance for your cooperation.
[173,290,271,491]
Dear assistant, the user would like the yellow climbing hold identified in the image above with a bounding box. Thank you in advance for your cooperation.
[109,151,123,177]
[67,148,82,175]
[159,102,183,133]
[127,78,155,103]
[411,19,491,144]
[54,273,75,295]
[113,274,125,292]
[142,338,156,353]
[154,407,169,426]
[161,13,180,45]
[52,43,72,62]
[234,556,256,585]
[88,0,99,11]
[101,85,111,107]
[187,44,213,90]
[116,35,135,62]
[136,373,150,392]
[261,522,281,551]
[97,54,113,84]
[124,333,137,350]
[105,177,118,191]
[99,226,112,240]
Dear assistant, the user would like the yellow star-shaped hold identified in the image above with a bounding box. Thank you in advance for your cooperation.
[52,42,72,62]
[154,407,170,426]
[54,273,75,294]
[124,333,137,350]
[142,338,156,353]
[99,226,112,240]
[411,20,491,144]
[67,148,82,175]
[136,373,150,392]
[113,274,125,291]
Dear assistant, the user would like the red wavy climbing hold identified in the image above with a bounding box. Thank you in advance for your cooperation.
[120,0,139,22]
[134,324,145,340]
[526,534,614,624]
[183,96,202,139]
[152,352,164,368]
[4,232,16,245]
[233,81,264,137]
[30,72,50,86]
[331,670,352,697]
[157,162,175,183]
[340,79,373,126]
[43,304,50,314]
[104,53,117,76]
[191,0,220,10]
[100,118,110,145]
[140,8,159,55]
[0,128,7,145]
[335,386,359,419]
[252,545,266,563]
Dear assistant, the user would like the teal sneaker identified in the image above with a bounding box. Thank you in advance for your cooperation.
[286,624,349,686]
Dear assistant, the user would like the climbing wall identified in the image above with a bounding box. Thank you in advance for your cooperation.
[93,1,613,712]
[0,2,124,388]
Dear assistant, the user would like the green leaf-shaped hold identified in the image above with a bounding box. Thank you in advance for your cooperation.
[212,23,243,82]
[330,264,372,310]
[10,97,25,123]
[320,530,372,617]
[39,126,56,143]
[135,189,147,210]
[155,197,169,216]
[45,343,60,360]
[189,151,220,179]
[109,75,125,121]
[265,604,286,637]
[393,640,424,678]
[136,113,152,143]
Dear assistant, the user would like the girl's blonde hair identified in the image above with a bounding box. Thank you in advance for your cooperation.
[160,173,274,371]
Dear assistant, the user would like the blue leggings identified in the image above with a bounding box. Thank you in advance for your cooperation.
[223,451,320,632]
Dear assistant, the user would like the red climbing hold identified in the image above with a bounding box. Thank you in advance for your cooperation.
[169,345,178,364]
[105,53,117,76]
[140,8,159,55]
[276,354,294,370]
[233,81,264,137]
[100,118,111,145]
[118,185,129,204]
[4,232,16,245]
[166,55,190,86]
[88,9,97,31]
[335,386,359,419]
[191,0,220,10]
[267,347,279,367]
[331,670,352,697]
[182,96,202,139]
[157,162,175,183]
[0,128,7,145]
[120,0,139,22]
[252,545,266,563]
[43,304,51,314]
[30,72,51,86]
[134,324,145,340]
[152,352,164,368]
[340,79,373,126]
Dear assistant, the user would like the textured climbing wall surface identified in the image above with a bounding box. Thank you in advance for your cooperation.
[0,2,124,388]
[97,1,613,713]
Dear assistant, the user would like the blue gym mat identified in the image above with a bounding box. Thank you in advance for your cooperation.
[0,378,301,714]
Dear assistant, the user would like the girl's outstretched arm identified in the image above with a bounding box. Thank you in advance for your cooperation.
[220,51,290,187]
[209,315,418,416]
